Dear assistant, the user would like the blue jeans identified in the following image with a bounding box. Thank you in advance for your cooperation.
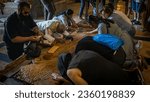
[79,0,89,18]
[132,0,141,13]
[40,0,56,20]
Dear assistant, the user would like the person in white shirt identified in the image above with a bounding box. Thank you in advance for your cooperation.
[53,9,78,31]
[106,3,136,37]
[37,19,72,45]
[87,8,134,61]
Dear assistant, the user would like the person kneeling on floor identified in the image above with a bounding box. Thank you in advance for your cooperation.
[51,35,131,85]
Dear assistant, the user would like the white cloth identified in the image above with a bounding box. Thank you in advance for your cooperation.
[36,20,62,45]
[36,20,60,32]
[53,14,69,27]
[53,14,75,29]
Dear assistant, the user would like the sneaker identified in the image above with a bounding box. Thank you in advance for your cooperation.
[134,21,141,25]
[131,19,136,25]
[131,19,136,22]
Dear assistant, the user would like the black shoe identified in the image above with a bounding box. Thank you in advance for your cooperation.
[131,19,136,22]
[131,19,136,25]
[134,21,141,25]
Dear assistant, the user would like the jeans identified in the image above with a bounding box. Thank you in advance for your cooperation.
[57,53,73,83]
[40,0,56,20]
[79,0,89,19]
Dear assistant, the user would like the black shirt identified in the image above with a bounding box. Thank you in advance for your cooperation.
[68,50,130,85]
[3,12,37,60]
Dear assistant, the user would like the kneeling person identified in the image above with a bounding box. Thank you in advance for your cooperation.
[55,50,131,85]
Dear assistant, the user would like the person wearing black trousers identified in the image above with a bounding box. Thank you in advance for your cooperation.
[40,0,56,20]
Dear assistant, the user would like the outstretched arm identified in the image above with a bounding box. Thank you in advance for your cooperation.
[11,26,43,43]
[67,68,88,85]
[87,28,98,34]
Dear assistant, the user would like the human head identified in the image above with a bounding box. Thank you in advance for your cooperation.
[18,2,31,17]
[106,3,114,12]
[101,5,113,19]
[88,15,100,28]
[66,9,74,18]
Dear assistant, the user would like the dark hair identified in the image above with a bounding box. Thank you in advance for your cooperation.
[56,9,74,17]
[66,9,74,15]
[102,5,113,15]
[18,2,30,10]
[88,15,114,27]
[88,15,100,25]
[106,3,114,11]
